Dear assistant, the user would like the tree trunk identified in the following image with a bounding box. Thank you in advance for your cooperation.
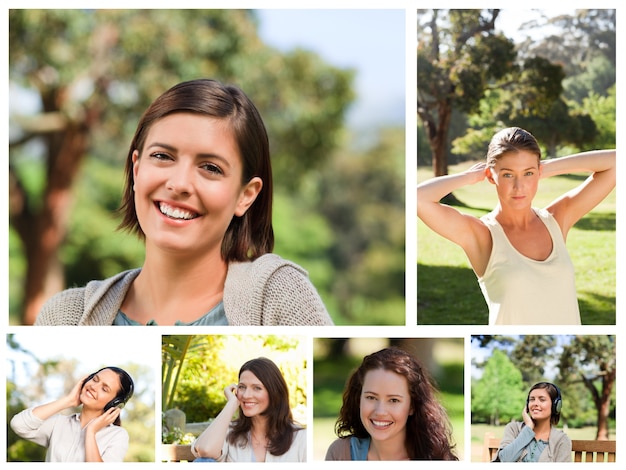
[595,370,615,440]
[13,123,89,325]
[431,101,452,177]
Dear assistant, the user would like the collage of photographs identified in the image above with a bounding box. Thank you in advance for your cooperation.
[4,3,619,467]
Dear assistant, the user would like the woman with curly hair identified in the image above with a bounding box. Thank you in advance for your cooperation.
[325,347,457,460]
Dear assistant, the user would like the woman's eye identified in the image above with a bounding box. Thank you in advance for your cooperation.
[201,162,223,175]
[150,152,172,161]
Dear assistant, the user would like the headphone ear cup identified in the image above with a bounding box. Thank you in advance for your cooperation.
[104,397,124,412]
[553,397,562,415]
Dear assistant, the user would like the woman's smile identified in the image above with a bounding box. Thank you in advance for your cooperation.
[155,201,200,221]
[132,113,252,256]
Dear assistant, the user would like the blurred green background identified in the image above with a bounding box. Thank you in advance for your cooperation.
[312,337,465,460]
[9,9,406,326]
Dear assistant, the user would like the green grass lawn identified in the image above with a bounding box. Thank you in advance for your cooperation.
[417,163,616,325]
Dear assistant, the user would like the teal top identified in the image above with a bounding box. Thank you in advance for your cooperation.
[112,301,227,325]
[350,436,370,461]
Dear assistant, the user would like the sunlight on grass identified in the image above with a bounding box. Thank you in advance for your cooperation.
[417,162,616,325]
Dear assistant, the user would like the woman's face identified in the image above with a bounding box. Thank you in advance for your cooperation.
[487,150,541,209]
[80,369,122,412]
[527,388,553,422]
[236,370,270,418]
[359,368,413,444]
[132,113,261,257]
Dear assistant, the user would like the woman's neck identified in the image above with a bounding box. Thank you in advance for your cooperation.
[368,433,409,461]
[533,419,552,440]
[122,247,228,324]
[493,203,537,229]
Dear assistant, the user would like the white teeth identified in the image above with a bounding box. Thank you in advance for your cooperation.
[372,420,392,427]
[159,202,197,220]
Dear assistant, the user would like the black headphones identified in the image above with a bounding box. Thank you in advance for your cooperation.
[82,367,134,411]
[527,382,562,416]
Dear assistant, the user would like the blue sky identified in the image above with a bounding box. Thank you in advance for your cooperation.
[256,9,406,131]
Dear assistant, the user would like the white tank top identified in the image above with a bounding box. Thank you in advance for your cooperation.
[478,207,581,325]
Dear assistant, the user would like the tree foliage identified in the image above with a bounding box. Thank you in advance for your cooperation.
[9,9,354,324]
[418,8,615,173]
[161,335,307,426]
[558,336,616,439]
[417,9,516,176]
[472,349,526,425]
[472,335,616,438]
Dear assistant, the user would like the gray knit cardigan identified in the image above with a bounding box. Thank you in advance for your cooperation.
[35,254,333,326]
[494,421,572,462]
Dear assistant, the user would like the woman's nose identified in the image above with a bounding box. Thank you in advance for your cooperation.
[166,164,193,195]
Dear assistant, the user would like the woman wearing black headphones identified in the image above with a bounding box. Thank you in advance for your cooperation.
[10,366,134,462]
[494,382,571,462]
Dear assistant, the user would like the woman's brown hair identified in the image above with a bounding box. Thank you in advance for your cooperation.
[486,127,542,168]
[334,347,458,460]
[117,78,274,261]
[228,357,300,456]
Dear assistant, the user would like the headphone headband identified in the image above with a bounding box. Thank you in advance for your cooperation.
[83,367,134,411]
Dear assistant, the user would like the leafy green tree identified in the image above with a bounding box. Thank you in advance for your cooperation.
[162,335,306,426]
[9,9,353,324]
[558,335,616,439]
[472,349,526,425]
[316,128,405,324]
[518,10,615,81]
[417,9,517,177]
[510,336,558,385]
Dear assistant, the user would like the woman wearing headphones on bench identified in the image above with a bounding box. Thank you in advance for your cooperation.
[494,382,571,462]
[10,366,134,462]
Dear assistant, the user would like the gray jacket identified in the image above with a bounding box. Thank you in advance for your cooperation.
[35,254,333,326]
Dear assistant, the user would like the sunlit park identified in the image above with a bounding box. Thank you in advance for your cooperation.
[469,335,616,462]
[6,330,156,462]
[160,335,306,453]
[9,9,406,327]
[416,9,616,325]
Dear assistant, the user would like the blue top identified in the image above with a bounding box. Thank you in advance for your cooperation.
[498,425,548,462]
[113,302,227,325]
[350,436,370,461]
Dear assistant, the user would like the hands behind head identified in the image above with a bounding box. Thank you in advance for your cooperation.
[465,162,489,184]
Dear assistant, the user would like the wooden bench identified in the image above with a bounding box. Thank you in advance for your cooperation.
[483,432,616,462]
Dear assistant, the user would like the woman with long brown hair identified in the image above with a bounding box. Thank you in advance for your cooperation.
[325,347,457,460]
[192,357,305,462]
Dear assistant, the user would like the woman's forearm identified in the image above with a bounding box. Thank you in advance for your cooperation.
[32,397,74,421]
[541,150,615,179]
[192,399,240,458]
[417,165,485,205]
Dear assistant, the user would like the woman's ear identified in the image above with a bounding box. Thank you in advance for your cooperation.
[485,166,496,184]
[235,177,263,217]
[132,150,140,185]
